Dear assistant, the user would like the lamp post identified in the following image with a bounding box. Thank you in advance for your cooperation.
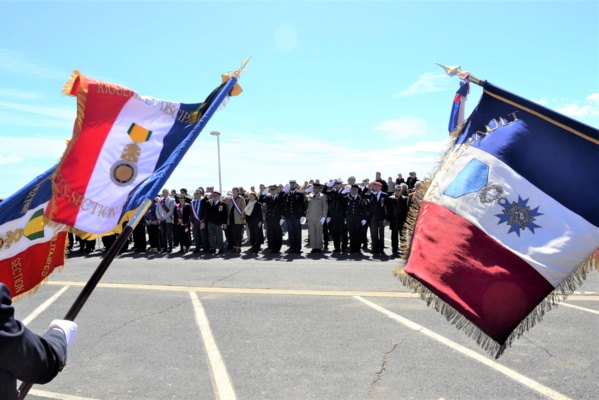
[210,131,222,194]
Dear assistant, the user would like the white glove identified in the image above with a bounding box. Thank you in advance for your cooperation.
[280,218,285,226]
[320,217,325,225]
[283,184,290,193]
[300,216,306,224]
[326,217,331,223]
[326,180,334,187]
[342,185,350,194]
[305,186,313,193]
[49,319,77,349]
[361,220,366,226]
[344,218,347,224]
[261,188,269,196]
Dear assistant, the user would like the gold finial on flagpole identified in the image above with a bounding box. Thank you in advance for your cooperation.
[435,62,484,86]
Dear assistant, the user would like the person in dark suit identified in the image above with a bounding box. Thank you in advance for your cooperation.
[259,185,285,254]
[174,194,191,253]
[202,191,228,254]
[388,183,409,254]
[344,184,367,253]
[283,180,306,254]
[244,192,263,254]
[406,172,419,190]
[365,181,389,255]
[323,179,347,252]
[0,283,77,400]
[190,189,207,253]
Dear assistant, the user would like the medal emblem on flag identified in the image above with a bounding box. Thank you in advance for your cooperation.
[110,123,152,187]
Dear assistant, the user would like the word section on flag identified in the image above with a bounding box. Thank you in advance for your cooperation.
[0,166,67,299]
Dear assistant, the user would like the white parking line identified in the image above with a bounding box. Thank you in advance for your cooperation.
[23,286,70,326]
[189,292,237,400]
[29,389,97,399]
[355,296,571,400]
[560,302,599,315]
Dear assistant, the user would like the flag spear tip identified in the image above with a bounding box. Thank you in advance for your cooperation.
[435,62,463,77]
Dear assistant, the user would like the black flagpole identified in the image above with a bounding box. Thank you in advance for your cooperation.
[18,198,153,399]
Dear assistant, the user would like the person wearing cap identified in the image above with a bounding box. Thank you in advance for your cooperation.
[388,183,409,255]
[258,185,285,254]
[225,187,247,254]
[203,191,228,254]
[283,180,306,254]
[323,179,347,252]
[344,184,367,253]
[375,172,388,193]
[1,283,77,400]
[305,182,328,253]
[365,181,389,255]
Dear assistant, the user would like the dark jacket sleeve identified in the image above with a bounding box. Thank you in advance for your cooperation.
[0,284,67,384]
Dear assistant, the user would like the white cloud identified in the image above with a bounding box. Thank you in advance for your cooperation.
[0,100,74,120]
[164,131,449,193]
[0,154,22,165]
[0,136,67,160]
[394,72,453,97]
[0,112,73,130]
[586,93,599,103]
[556,103,599,117]
[374,116,429,139]
[0,88,45,100]
[534,98,548,105]
[0,49,65,80]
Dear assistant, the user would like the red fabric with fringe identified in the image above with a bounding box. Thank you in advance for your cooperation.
[404,201,555,345]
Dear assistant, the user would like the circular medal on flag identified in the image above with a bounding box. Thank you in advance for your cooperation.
[110,160,138,186]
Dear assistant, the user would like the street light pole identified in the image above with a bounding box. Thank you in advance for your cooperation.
[210,131,222,194]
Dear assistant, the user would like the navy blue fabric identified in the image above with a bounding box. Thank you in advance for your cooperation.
[0,166,54,224]
[457,82,599,227]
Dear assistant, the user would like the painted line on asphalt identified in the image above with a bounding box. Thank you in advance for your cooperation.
[23,286,70,326]
[190,291,237,400]
[29,389,97,399]
[47,281,418,298]
[560,302,599,315]
[46,281,599,301]
[354,296,571,400]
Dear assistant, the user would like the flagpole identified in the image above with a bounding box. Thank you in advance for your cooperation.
[434,62,484,86]
[18,198,153,400]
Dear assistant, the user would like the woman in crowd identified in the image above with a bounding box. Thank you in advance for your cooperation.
[244,192,263,254]
[174,193,191,253]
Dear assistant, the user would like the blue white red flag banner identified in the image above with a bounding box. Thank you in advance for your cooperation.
[45,67,243,234]
[0,166,68,299]
[397,81,599,357]
[448,78,469,135]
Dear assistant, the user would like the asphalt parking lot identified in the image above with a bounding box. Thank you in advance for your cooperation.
[13,241,599,400]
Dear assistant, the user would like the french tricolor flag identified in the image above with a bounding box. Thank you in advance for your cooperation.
[398,82,599,356]
[45,71,239,234]
[448,79,469,135]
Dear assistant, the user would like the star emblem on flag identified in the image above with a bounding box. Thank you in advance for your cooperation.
[496,195,543,236]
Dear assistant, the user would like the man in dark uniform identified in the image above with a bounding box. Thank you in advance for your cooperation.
[344,184,367,253]
[388,183,409,254]
[283,180,306,254]
[1,283,77,399]
[323,179,346,252]
[259,185,285,254]
[202,191,228,254]
[365,181,389,255]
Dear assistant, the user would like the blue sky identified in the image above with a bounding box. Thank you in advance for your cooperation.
[1,0,597,197]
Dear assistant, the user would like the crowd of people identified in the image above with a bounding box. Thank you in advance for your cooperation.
[69,172,424,258]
